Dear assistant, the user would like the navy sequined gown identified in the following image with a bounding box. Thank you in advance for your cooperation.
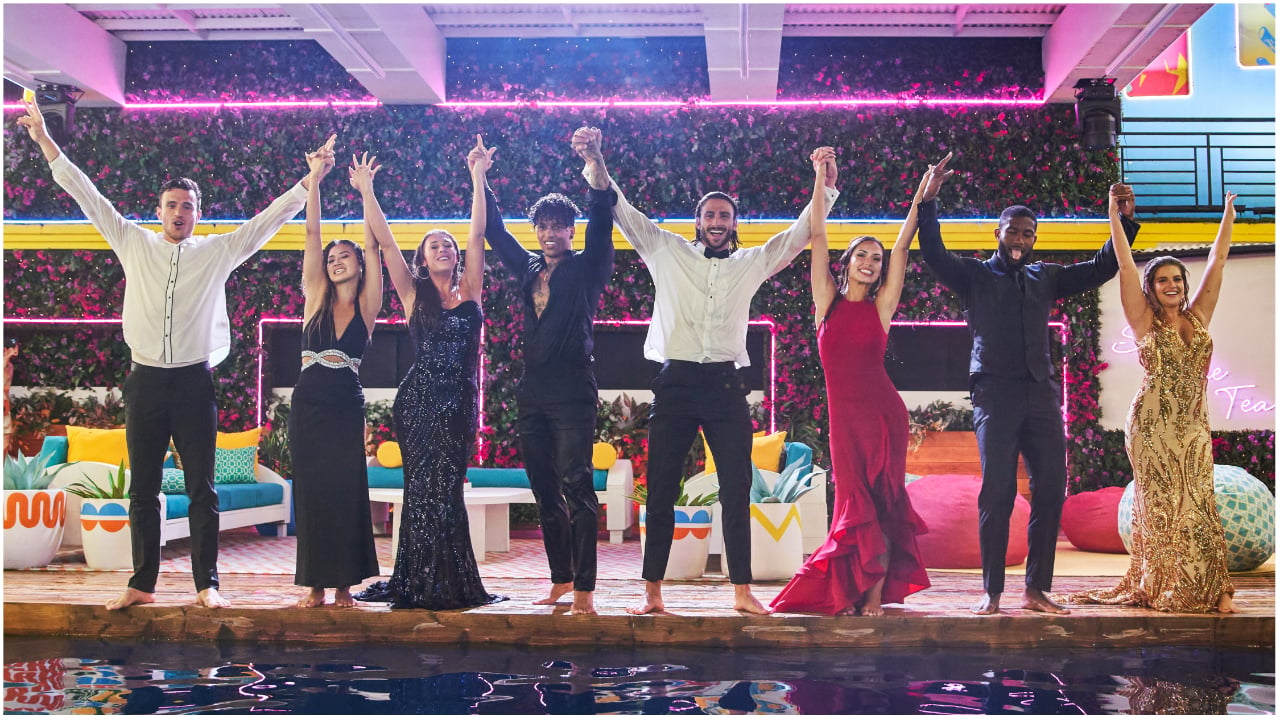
[359,301,501,609]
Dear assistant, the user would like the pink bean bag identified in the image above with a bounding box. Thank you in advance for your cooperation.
[1061,486,1127,553]
[905,474,1029,568]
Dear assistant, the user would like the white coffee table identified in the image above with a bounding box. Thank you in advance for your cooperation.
[368,486,532,561]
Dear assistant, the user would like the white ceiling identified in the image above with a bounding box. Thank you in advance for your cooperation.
[3,3,1211,106]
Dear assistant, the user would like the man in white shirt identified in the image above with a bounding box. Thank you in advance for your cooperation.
[575,130,838,614]
[17,99,322,610]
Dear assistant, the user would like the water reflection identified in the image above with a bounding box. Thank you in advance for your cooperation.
[3,639,1273,715]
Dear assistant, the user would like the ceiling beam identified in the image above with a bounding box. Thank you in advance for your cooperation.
[703,3,785,101]
[2,3,128,106]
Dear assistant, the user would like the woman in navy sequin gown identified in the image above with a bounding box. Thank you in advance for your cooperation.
[357,136,503,610]
[289,137,381,608]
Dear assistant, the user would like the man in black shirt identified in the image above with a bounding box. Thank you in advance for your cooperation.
[918,156,1139,615]
[483,127,615,615]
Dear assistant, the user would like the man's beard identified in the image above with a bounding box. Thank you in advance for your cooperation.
[998,242,1033,269]
[696,228,738,249]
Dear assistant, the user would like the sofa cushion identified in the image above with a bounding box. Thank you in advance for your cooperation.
[367,465,405,489]
[376,441,403,468]
[37,435,69,466]
[466,467,609,492]
[704,430,787,475]
[160,468,187,494]
[213,446,257,484]
[67,426,129,468]
[592,442,618,470]
[165,482,284,520]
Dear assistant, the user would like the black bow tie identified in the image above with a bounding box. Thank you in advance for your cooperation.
[704,246,732,260]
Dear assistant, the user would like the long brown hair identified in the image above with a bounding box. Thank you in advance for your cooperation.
[1142,255,1191,316]
[409,229,463,333]
[303,239,365,338]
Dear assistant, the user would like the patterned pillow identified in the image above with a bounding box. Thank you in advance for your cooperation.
[160,468,187,494]
[213,446,257,484]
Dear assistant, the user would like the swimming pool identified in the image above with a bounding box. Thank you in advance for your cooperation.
[4,637,1273,714]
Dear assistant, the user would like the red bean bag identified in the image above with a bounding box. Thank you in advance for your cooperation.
[1061,486,1127,553]
[904,474,1029,569]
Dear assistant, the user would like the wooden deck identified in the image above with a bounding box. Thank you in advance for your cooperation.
[4,568,1272,650]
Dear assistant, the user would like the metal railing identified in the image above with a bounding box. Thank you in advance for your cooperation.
[1119,117,1275,217]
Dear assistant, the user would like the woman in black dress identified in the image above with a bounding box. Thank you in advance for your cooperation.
[288,136,383,608]
[356,135,503,610]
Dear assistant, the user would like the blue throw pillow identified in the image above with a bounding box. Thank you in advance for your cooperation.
[160,468,186,494]
[213,446,257,484]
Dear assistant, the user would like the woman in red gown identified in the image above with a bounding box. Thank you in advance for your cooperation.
[771,154,953,615]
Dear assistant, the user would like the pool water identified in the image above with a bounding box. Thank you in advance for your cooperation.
[4,638,1273,715]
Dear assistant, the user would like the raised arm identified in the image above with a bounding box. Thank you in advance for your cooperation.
[574,126,680,259]
[460,135,496,303]
[809,148,837,326]
[874,162,935,330]
[301,135,337,325]
[348,152,385,334]
[1106,183,1152,338]
[1055,184,1140,299]
[759,146,840,278]
[913,152,971,294]
[355,152,415,316]
[1189,191,1237,327]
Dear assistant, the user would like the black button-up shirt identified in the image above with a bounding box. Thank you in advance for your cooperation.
[484,187,615,380]
[918,200,1140,382]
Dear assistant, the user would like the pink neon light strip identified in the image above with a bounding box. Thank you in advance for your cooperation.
[1,96,1042,113]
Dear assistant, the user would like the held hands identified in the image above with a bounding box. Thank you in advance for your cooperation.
[466,134,497,177]
[573,126,608,190]
[1109,183,1136,219]
[1222,191,1238,223]
[809,147,837,188]
[306,134,337,180]
[348,151,380,194]
[918,152,955,203]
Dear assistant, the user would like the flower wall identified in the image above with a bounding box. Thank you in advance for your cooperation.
[4,38,1272,492]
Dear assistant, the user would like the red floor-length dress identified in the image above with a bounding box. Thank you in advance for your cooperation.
[772,298,931,614]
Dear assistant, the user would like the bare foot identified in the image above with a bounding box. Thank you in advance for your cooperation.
[334,587,356,608]
[627,581,665,615]
[533,582,573,606]
[196,588,231,609]
[1217,592,1239,613]
[733,584,772,615]
[105,587,155,611]
[570,590,597,616]
[836,606,858,616]
[1021,587,1070,615]
[297,588,326,608]
[970,592,1001,615]
[860,577,886,616]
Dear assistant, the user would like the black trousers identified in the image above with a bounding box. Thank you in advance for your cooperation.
[971,373,1066,596]
[122,362,220,593]
[517,370,599,591]
[643,360,754,584]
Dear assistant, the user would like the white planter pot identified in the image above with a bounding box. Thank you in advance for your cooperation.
[749,501,804,581]
[3,489,68,569]
[639,505,713,580]
[80,498,133,570]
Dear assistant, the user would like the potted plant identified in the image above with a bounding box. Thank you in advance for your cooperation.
[630,480,718,580]
[64,460,132,570]
[747,457,817,580]
[8,389,77,456]
[3,451,68,569]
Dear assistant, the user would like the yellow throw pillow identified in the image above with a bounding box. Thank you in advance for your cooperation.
[703,430,787,474]
[66,426,129,468]
[377,441,403,468]
[216,427,262,449]
[592,442,618,470]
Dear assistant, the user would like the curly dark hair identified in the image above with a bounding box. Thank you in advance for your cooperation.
[527,193,580,228]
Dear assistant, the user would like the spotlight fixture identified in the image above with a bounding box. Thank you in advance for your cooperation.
[33,83,82,145]
[1073,78,1121,150]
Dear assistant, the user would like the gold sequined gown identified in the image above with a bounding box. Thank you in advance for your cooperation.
[1068,312,1234,612]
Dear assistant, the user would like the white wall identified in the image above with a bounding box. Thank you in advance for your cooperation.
[1097,251,1275,431]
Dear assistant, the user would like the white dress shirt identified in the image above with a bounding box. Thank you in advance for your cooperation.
[50,153,307,368]
[610,181,839,367]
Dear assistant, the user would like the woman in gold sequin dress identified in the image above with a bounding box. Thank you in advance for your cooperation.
[1067,188,1239,614]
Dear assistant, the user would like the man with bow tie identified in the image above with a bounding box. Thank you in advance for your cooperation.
[578,131,838,615]
[917,157,1140,617]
